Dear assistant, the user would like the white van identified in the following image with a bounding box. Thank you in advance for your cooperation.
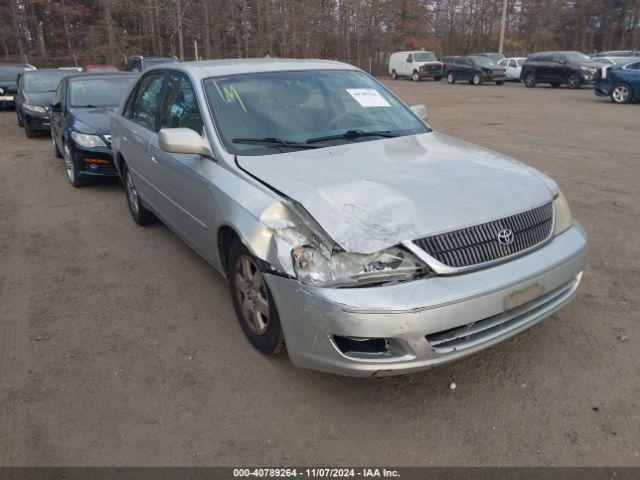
[389,51,444,82]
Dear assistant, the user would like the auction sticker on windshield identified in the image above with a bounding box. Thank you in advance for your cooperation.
[346,88,391,107]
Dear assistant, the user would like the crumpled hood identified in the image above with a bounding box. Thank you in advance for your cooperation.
[71,106,116,134]
[24,91,56,106]
[238,132,556,254]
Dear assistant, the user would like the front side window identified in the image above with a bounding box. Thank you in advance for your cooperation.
[23,71,69,93]
[159,73,204,134]
[562,52,592,64]
[626,62,640,70]
[406,54,413,63]
[70,76,136,108]
[129,73,165,130]
[203,70,428,156]
[508,59,517,68]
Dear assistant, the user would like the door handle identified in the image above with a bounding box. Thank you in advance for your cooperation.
[150,155,158,164]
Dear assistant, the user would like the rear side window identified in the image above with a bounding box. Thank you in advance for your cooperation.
[626,62,640,70]
[159,73,204,134]
[508,59,517,68]
[129,72,165,130]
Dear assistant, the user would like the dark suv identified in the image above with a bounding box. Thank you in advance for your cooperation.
[125,56,180,72]
[445,55,506,85]
[520,51,601,89]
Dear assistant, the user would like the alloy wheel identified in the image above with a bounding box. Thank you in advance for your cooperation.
[64,145,74,183]
[567,74,580,89]
[234,255,270,336]
[447,73,454,84]
[125,171,140,215]
[612,85,630,104]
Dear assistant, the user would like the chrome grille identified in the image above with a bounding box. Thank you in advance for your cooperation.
[413,202,553,269]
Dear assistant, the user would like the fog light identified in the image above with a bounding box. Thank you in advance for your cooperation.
[88,163,98,171]
[333,336,389,355]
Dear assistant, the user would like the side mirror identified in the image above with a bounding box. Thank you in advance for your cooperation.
[410,104,428,120]
[51,102,62,113]
[159,128,213,158]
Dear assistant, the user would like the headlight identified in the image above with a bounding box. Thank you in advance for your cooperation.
[23,103,47,113]
[291,245,428,287]
[553,191,573,236]
[71,131,106,148]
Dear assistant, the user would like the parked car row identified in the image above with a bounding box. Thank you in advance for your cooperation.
[1,57,588,376]
[387,49,639,104]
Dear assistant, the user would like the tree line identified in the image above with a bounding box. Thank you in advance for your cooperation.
[1,0,639,73]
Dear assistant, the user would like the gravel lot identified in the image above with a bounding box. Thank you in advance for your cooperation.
[1,80,639,467]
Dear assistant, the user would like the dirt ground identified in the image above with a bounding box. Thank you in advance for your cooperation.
[1,79,639,467]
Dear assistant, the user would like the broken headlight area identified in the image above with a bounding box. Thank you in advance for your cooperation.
[291,245,430,288]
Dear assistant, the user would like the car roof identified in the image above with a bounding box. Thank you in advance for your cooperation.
[65,72,138,81]
[0,63,32,68]
[145,58,359,79]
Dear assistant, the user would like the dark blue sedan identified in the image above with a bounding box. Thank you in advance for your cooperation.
[50,72,137,187]
[595,60,640,104]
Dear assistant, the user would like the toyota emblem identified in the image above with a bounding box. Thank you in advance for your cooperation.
[497,228,515,246]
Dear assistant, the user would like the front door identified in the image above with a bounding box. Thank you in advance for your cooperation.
[148,71,215,260]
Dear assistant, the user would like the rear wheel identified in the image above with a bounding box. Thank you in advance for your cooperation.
[524,72,537,87]
[472,73,483,85]
[611,83,633,104]
[447,72,455,84]
[412,70,421,82]
[433,76,442,81]
[123,165,156,225]
[391,70,398,80]
[228,241,286,355]
[567,73,581,89]
[495,80,504,85]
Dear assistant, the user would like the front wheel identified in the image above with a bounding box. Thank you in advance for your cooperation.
[611,83,633,104]
[567,73,582,89]
[64,143,89,187]
[53,136,62,158]
[447,72,455,84]
[523,72,537,87]
[17,112,23,128]
[472,73,483,85]
[412,71,421,82]
[24,122,37,138]
[391,70,398,80]
[433,76,442,81]
[495,80,504,85]
[228,241,286,355]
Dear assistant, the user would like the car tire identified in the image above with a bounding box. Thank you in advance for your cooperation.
[17,111,23,128]
[227,240,286,355]
[53,136,62,158]
[24,122,37,138]
[433,76,442,81]
[447,72,455,84]
[391,70,398,80]
[472,73,483,85]
[496,80,504,85]
[611,82,633,104]
[64,143,89,188]
[123,164,156,225]
[524,72,537,87]
[567,73,581,89]
[412,71,421,82]
[551,82,561,88]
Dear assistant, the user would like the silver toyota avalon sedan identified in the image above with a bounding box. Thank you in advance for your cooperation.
[111,59,587,377]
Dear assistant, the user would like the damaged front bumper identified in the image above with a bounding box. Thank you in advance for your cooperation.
[265,223,587,377]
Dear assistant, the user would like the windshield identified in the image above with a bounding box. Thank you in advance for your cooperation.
[563,52,592,64]
[23,71,69,93]
[0,66,30,83]
[470,55,493,66]
[413,52,437,62]
[70,76,136,107]
[203,70,428,156]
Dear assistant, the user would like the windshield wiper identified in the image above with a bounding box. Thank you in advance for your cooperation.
[232,137,321,149]
[306,129,398,144]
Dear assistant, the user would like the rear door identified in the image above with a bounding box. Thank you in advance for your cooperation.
[118,71,166,206]
[551,54,569,83]
[536,55,555,82]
